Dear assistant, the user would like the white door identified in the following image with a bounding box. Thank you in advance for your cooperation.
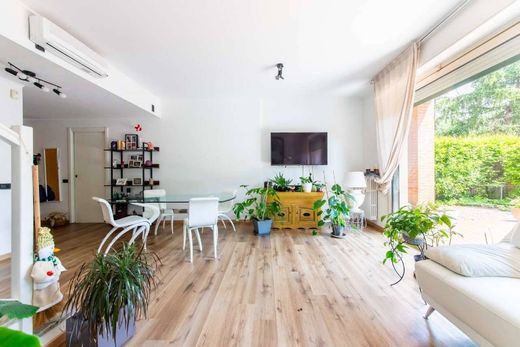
[74,131,105,223]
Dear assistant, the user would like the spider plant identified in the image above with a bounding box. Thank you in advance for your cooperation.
[63,244,159,345]
[270,172,293,192]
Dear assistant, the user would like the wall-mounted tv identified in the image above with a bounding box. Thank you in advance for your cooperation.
[271,132,328,165]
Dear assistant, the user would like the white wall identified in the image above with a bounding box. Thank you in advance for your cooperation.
[0,76,24,256]
[26,96,364,218]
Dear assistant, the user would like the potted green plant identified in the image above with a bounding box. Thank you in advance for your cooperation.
[381,204,457,285]
[312,183,351,238]
[233,185,282,235]
[312,181,325,192]
[0,300,40,347]
[63,244,158,347]
[300,174,313,193]
[512,198,520,221]
[270,173,292,192]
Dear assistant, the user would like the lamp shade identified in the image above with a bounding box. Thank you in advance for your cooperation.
[344,171,367,189]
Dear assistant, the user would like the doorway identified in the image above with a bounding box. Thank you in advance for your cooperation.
[69,128,107,223]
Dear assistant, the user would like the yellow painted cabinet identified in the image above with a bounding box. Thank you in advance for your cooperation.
[270,192,324,229]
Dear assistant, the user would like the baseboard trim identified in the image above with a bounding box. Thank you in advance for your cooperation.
[367,220,383,232]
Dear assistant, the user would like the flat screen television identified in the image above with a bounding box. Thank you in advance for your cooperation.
[271,132,328,165]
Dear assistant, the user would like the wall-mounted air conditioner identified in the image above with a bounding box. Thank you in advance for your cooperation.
[29,15,109,78]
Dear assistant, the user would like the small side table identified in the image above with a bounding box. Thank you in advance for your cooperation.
[349,210,366,230]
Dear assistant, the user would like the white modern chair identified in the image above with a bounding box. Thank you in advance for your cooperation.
[218,190,237,232]
[92,197,151,254]
[183,197,219,263]
[143,189,174,235]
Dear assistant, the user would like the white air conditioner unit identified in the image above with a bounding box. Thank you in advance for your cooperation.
[29,15,109,78]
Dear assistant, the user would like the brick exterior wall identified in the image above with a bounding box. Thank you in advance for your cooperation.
[408,101,435,205]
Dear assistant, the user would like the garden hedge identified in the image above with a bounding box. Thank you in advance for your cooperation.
[435,135,520,200]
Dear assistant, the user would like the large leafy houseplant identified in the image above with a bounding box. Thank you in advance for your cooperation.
[63,244,158,346]
[312,183,351,237]
[0,300,40,347]
[233,185,282,235]
[382,204,457,285]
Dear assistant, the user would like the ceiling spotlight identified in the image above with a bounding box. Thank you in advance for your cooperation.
[5,62,67,98]
[34,81,50,92]
[5,67,18,76]
[53,88,67,98]
[275,63,284,80]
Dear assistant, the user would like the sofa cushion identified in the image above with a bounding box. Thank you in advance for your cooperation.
[415,260,520,346]
[425,242,520,278]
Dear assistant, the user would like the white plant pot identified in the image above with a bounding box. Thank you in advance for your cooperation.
[512,207,520,221]
[302,183,313,192]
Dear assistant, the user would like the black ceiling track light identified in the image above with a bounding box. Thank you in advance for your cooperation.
[275,63,284,80]
[4,62,67,98]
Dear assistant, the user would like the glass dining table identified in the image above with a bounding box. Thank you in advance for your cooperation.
[110,192,236,204]
[110,192,236,223]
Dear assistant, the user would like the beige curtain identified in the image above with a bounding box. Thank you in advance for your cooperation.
[374,42,418,193]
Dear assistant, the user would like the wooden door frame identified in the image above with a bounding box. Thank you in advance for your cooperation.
[67,127,108,223]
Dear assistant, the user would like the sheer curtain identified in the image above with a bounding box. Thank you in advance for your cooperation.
[374,42,418,193]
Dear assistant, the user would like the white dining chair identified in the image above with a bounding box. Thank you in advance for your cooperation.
[93,197,151,254]
[183,197,219,263]
[218,190,237,232]
[143,189,175,235]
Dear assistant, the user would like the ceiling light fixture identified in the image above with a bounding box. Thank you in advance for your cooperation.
[53,88,67,98]
[275,63,284,80]
[3,62,67,98]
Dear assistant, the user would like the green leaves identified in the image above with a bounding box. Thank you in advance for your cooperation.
[63,244,158,344]
[270,173,292,191]
[312,184,351,229]
[0,327,41,347]
[0,300,38,320]
[435,60,520,137]
[435,135,520,201]
[232,185,281,221]
[381,205,458,265]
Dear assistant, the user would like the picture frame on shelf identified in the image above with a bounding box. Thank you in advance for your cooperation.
[132,178,142,186]
[125,134,139,150]
[129,155,138,161]
[115,178,127,186]
[129,160,142,168]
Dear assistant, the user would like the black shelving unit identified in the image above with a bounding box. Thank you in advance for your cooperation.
[105,146,160,217]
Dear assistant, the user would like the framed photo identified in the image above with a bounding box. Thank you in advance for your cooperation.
[115,178,127,186]
[132,177,142,186]
[125,134,139,150]
[137,154,144,162]
[129,160,142,168]
[129,155,138,161]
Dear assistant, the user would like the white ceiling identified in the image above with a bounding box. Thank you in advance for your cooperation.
[0,35,150,119]
[20,0,460,99]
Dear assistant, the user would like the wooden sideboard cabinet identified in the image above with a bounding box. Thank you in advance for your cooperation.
[270,192,324,229]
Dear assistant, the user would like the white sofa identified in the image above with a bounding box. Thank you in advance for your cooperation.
[415,259,520,346]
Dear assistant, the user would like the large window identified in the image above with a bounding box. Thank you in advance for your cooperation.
[433,59,520,244]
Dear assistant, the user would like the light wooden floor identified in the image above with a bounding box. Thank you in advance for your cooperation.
[5,222,476,347]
